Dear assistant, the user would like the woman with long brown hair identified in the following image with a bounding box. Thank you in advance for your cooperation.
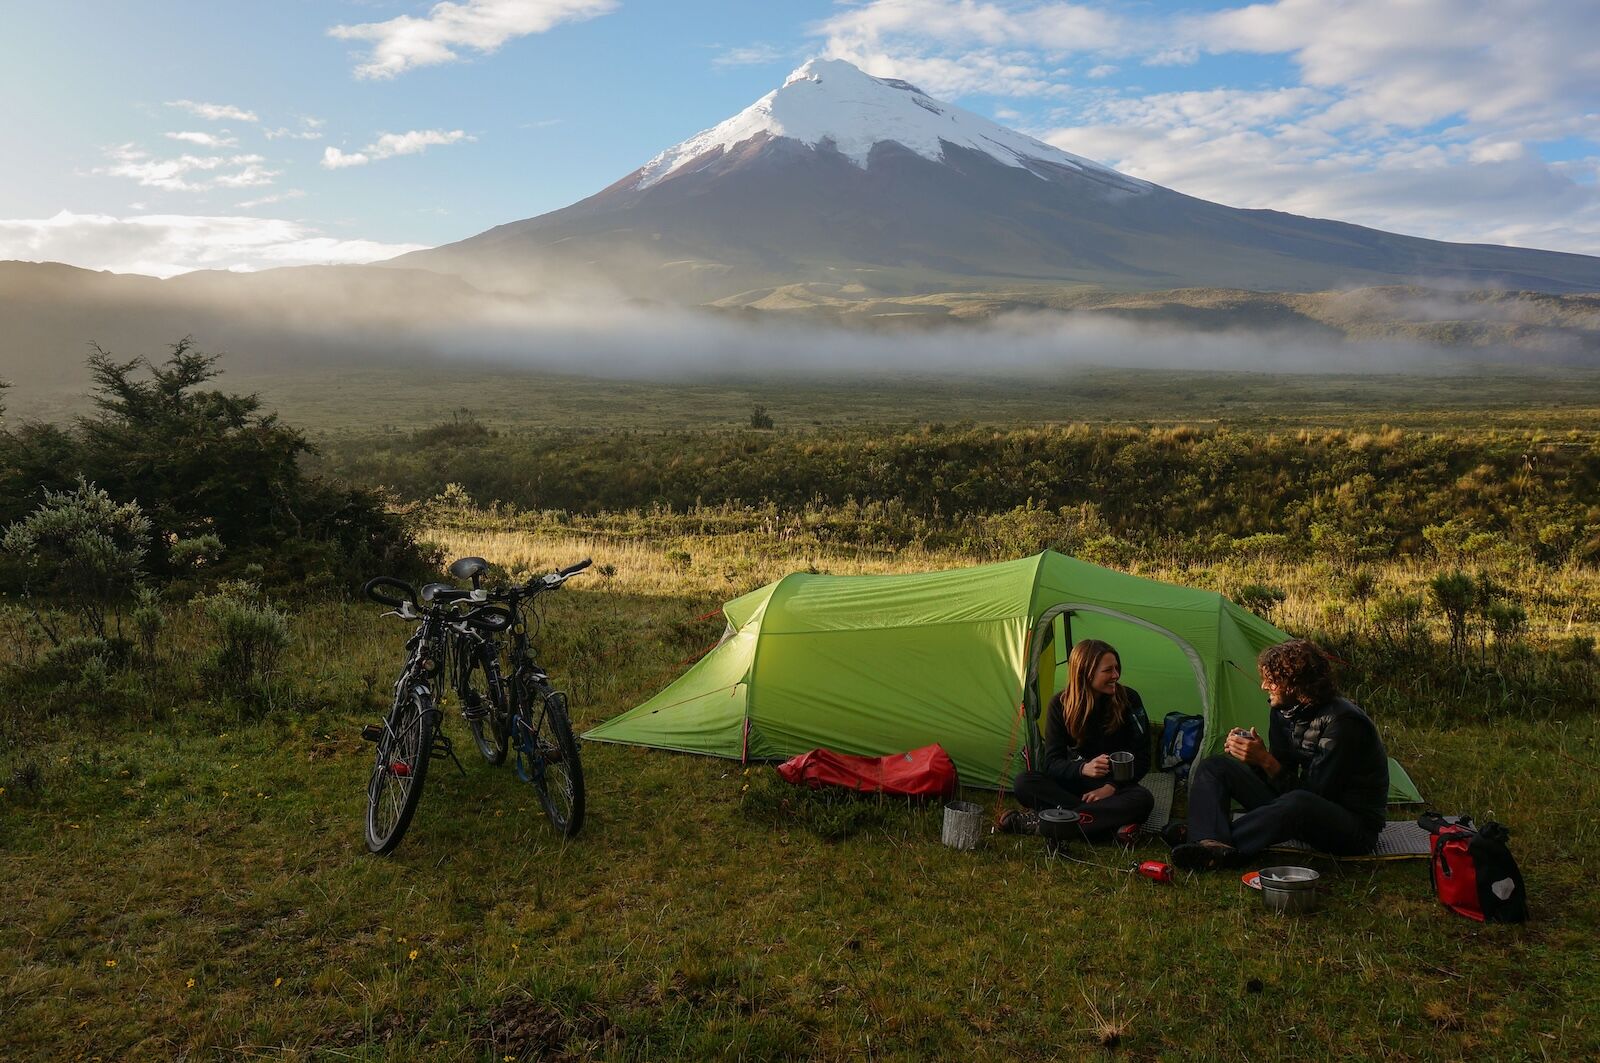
[1001,639,1155,839]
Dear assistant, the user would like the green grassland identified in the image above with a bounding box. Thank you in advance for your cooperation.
[4,522,1599,1060]
[247,365,1600,436]
[4,365,1600,1059]
[15,362,1600,434]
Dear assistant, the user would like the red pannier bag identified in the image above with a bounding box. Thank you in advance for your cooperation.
[776,743,958,798]
[1420,812,1528,923]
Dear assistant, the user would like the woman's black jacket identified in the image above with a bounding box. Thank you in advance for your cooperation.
[1041,687,1150,789]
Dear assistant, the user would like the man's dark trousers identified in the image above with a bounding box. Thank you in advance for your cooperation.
[1187,755,1378,856]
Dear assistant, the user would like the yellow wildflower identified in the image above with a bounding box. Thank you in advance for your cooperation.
[186,978,196,989]
[408,949,419,961]
[105,959,117,968]
[273,977,282,987]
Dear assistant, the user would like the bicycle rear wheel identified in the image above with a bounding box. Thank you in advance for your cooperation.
[462,643,508,766]
[366,687,435,854]
[518,680,585,838]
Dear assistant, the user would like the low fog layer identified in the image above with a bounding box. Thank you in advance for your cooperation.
[403,298,1447,377]
[3,262,1597,410]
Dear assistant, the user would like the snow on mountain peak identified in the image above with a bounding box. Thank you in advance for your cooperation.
[634,58,1134,190]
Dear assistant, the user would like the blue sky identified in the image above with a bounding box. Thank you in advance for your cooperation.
[3,1,1597,276]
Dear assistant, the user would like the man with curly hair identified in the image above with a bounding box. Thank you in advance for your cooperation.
[1170,638,1390,870]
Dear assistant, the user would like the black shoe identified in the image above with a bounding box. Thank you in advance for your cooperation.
[1161,822,1188,849]
[1171,842,1241,871]
[998,809,1040,836]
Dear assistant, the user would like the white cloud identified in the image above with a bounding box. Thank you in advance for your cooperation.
[99,146,280,193]
[1197,0,1600,130]
[807,0,1600,256]
[213,162,279,189]
[330,0,618,79]
[166,131,238,148]
[1045,113,1600,255]
[817,0,1130,97]
[237,190,307,209]
[713,44,787,68]
[165,99,259,122]
[322,147,370,170]
[321,129,473,169]
[265,116,325,141]
[0,210,428,277]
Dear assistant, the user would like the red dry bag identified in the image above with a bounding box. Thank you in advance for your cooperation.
[776,744,958,798]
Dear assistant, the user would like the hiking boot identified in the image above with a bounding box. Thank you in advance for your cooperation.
[998,809,1041,836]
[1171,841,1242,871]
[1161,822,1189,849]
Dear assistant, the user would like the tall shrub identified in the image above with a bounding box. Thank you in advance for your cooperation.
[1,479,150,645]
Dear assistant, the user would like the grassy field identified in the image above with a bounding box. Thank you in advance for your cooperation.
[4,517,1598,1061]
[17,362,1600,434]
[254,365,1600,435]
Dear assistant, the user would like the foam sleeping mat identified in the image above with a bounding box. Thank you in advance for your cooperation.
[1267,820,1434,861]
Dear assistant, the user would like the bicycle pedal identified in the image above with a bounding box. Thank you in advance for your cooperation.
[361,724,383,743]
[460,704,490,722]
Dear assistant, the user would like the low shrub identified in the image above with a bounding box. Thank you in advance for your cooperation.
[200,581,290,695]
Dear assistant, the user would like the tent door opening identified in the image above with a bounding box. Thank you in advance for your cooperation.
[1022,603,1214,772]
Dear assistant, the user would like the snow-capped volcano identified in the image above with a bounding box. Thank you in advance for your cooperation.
[635,58,1137,191]
[393,59,1600,301]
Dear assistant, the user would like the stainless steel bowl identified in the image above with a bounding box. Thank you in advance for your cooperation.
[1258,865,1321,914]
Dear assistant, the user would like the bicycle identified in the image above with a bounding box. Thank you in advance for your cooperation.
[448,555,591,838]
[359,574,512,854]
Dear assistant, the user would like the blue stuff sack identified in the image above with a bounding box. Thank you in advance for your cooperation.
[1159,712,1204,780]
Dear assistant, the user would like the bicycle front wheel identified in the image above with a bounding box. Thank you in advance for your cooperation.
[366,686,435,854]
[519,682,585,838]
[462,643,508,766]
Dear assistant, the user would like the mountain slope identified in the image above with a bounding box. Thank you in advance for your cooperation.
[393,59,1600,302]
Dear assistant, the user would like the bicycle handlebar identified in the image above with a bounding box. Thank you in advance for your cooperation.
[364,576,417,609]
[368,558,591,613]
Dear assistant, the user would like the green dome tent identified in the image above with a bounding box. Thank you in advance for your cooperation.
[585,551,1420,800]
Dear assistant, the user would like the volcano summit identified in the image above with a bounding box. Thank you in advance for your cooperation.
[395,59,1600,303]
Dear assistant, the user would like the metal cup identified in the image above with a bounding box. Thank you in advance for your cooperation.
[1109,751,1134,782]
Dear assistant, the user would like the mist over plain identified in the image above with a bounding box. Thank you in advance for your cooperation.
[5,258,1598,415]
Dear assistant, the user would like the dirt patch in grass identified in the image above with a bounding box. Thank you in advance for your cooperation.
[466,995,616,1061]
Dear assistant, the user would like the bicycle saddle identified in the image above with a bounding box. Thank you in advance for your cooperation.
[420,583,473,604]
[448,556,488,582]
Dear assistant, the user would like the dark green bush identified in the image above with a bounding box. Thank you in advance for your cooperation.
[0,340,432,591]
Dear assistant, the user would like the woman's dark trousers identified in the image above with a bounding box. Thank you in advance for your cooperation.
[1012,769,1154,840]
[1186,755,1378,856]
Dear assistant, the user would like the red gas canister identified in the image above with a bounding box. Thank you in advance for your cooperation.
[1136,860,1174,884]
